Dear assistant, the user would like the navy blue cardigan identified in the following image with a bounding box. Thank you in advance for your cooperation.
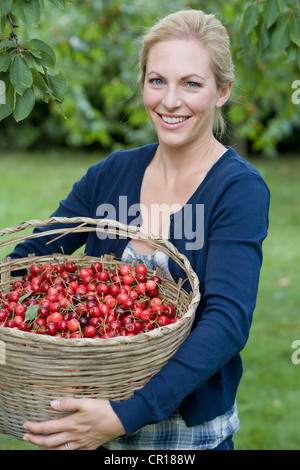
[9,143,270,435]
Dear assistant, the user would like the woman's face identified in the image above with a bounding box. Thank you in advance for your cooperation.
[143,39,231,150]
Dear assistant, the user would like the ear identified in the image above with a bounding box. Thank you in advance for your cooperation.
[216,83,232,108]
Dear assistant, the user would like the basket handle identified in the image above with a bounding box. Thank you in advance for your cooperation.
[0,217,200,295]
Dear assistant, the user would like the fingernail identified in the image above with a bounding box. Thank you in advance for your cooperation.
[23,435,29,441]
[51,399,60,408]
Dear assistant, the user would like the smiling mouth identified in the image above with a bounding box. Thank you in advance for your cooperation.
[160,114,190,124]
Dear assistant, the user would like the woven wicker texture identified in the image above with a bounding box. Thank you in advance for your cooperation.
[0,217,200,440]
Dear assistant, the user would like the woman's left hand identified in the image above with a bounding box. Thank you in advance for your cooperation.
[23,397,126,450]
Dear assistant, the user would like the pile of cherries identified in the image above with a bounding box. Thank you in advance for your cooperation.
[0,260,180,339]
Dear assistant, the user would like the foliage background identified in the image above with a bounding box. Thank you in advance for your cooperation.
[0,0,300,156]
[0,0,300,451]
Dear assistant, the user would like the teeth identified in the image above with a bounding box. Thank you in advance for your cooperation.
[161,115,189,124]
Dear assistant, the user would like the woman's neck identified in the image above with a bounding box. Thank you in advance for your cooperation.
[155,137,226,183]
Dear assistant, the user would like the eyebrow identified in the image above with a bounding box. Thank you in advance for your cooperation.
[147,72,205,81]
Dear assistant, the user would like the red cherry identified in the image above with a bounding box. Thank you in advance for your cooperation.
[109,284,120,297]
[125,322,137,334]
[116,292,129,305]
[14,304,26,316]
[121,316,133,326]
[38,305,50,319]
[140,309,156,322]
[146,279,157,291]
[122,298,134,311]
[29,263,40,276]
[76,304,88,316]
[91,262,103,273]
[96,283,109,296]
[83,325,96,337]
[135,264,147,275]
[67,318,80,332]
[94,271,109,282]
[150,297,162,308]
[57,320,68,332]
[156,315,170,327]
[135,273,146,283]
[120,264,131,276]
[110,320,122,332]
[46,322,58,335]
[80,268,93,279]
[104,296,116,308]
[134,283,146,295]
[4,319,16,328]
[164,305,175,318]
[151,275,162,284]
[89,317,103,328]
[0,309,10,322]
[18,322,29,332]
[7,291,20,303]
[129,290,138,301]
[49,312,63,324]
[13,315,24,326]
[7,302,18,313]
[64,261,77,273]
[89,306,101,318]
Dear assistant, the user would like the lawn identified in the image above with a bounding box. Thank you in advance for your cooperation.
[0,149,299,450]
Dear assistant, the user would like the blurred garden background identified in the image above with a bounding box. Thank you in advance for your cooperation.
[0,0,300,450]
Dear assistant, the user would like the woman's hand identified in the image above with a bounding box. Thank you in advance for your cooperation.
[23,397,126,450]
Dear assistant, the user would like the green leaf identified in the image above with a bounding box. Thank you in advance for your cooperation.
[29,49,42,60]
[0,15,7,34]
[31,68,49,93]
[18,290,33,304]
[24,303,39,323]
[0,54,12,72]
[0,39,14,51]
[47,0,67,7]
[11,0,41,27]
[270,20,291,54]
[13,86,35,121]
[0,81,14,121]
[277,0,288,11]
[264,0,280,28]
[48,71,68,101]
[30,39,56,67]
[258,21,270,53]
[55,100,67,119]
[290,16,300,47]
[0,0,13,17]
[9,55,33,95]
[243,4,260,36]
[286,47,296,63]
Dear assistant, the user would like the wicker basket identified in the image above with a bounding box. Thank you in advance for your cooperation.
[0,217,200,440]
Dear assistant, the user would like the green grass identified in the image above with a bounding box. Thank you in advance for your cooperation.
[234,156,300,450]
[0,150,299,450]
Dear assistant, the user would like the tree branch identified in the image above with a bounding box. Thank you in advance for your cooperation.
[7,14,22,54]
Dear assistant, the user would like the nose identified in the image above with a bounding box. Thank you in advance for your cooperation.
[162,85,182,110]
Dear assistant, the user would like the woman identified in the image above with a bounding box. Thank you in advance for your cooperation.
[18,10,270,450]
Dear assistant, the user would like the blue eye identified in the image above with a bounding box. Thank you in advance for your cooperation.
[150,78,163,86]
[186,81,200,88]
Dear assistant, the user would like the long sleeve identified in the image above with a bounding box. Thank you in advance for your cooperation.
[110,171,270,434]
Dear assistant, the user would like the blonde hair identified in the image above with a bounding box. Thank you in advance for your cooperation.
[138,9,235,137]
